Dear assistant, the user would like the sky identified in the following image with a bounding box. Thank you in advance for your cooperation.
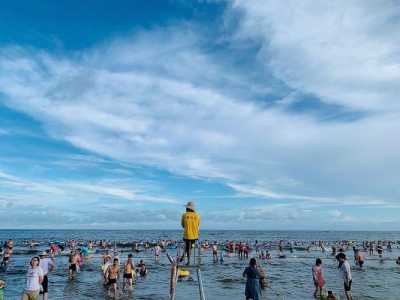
[0,0,399,230]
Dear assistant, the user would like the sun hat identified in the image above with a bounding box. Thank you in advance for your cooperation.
[39,251,48,257]
[185,201,195,210]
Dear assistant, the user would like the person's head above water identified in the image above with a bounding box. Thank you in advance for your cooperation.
[185,201,195,212]
[316,258,322,266]
[337,252,346,262]
[249,257,257,266]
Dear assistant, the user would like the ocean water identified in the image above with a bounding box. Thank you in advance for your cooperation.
[1,230,400,300]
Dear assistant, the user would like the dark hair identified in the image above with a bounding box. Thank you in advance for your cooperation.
[316,258,322,265]
[186,208,194,212]
[337,253,346,260]
[30,256,40,266]
[249,257,257,266]
[113,258,119,262]
[128,254,133,258]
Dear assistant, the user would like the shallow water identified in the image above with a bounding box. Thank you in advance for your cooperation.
[1,230,400,299]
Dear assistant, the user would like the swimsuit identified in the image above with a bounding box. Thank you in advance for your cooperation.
[69,264,77,271]
[124,272,133,279]
[108,278,117,284]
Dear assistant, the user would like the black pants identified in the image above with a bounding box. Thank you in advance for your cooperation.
[184,239,196,256]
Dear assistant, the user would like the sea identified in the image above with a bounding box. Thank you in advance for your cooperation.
[1,230,400,300]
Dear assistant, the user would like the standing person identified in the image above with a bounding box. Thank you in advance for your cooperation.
[243,258,262,300]
[0,280,5,300]
[354,250,364,268]
[21,256,43,300]
[312,258,325,298]
[212,242,218,262]
[106,258,119,299]
[123,254,135,291]
[154,244,161,261]
[38,252,55,300]
[180,201,200,266]
[337,253,352,300]
[68,251,79,280]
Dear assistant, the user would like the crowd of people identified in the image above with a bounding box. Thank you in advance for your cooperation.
[0,201,399,299]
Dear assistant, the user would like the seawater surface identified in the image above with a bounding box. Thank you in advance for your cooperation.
[1,230,400,300]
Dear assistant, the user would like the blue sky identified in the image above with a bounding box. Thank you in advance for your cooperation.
[0,0,399,229]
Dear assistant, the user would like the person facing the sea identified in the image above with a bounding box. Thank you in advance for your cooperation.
[312,258,325,298]
[243,257,262,300]
[180,201,200,265]
[21,256,43,300]
[337,253,353,300]
[38,251,55,300]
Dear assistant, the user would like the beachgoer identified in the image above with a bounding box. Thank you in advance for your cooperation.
[154,244,161,261]
[106,258,119,298]
[1,243,13,270]
[337,253,352,300]
[0,280,5,300]
[68,251,79,280]
[354,250,364,268]
[123,254,135,291]
[102,255,112,285]
[312,258,325,298]
[39,252,55,300]
[377,243,383,258]
[21,256,43,300]
[396,257,400,265]
[180,201,200,265]
[138,260,147,277]
[212,242,218,262]
[327,290,337,299]
[243,258,262,300]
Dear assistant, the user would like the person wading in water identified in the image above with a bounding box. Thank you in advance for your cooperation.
[180,201,200,266]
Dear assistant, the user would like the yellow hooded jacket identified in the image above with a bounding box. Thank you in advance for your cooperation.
[181,211,200,240]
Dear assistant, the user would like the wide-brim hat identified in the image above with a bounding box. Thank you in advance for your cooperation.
[185,201,195,210]
[39,251,48,257]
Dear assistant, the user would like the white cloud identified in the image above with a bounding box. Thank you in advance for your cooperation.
[0,20,399,219]
[0,169,178,205]
[229,0,400,111]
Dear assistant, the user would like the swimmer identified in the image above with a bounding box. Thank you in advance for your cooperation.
[68,251,79,280]
[138,260,148,277]
[154,244,161,261]
[106,258,119,298]
[212,242,218,262]
[396,256,400,265]
[123,254,135,291]
[354,250,364,268]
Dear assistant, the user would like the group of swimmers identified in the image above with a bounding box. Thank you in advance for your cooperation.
[0,236,399,299]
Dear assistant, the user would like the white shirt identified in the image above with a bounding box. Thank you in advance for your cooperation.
[39,258,55,275]
[339,260,352,282]
[25,266,44,291]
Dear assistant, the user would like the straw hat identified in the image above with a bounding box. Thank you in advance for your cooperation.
[185,201,195,210]
[39,251,48,257]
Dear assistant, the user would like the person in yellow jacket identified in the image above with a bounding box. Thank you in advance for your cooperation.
[180,201,200,265]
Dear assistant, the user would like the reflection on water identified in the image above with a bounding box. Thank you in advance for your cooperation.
[0,230,400,299]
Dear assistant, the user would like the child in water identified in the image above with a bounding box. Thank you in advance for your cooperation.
[312,258,325,298]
